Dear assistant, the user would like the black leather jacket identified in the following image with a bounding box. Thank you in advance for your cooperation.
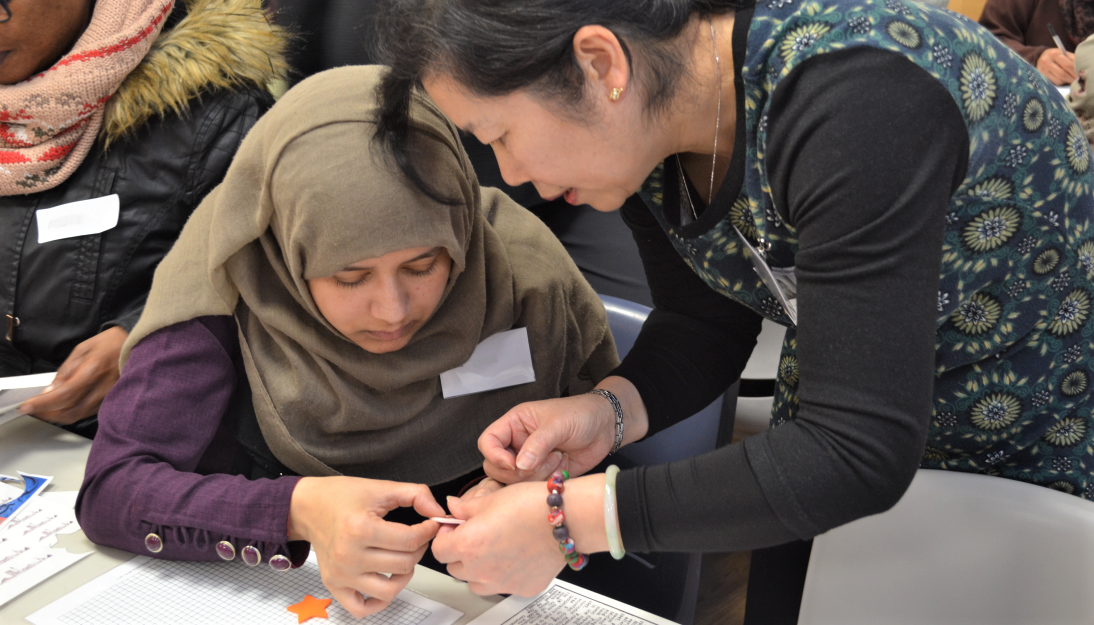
[0,87,272,376]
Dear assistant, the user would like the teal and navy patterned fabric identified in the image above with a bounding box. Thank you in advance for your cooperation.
[637,0,1094,498]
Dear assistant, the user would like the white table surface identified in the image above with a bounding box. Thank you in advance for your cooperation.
[800,468,1094,625]
[0,414,502,624]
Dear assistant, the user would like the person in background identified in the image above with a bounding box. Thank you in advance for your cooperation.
[1,0,286,435]
[979,0,1090,84]
[77,66,617,618]
[269,0,381,81]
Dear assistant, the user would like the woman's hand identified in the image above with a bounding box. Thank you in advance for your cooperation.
[432,475,607,597]
[479,376,649,484]
[1038,48,1077,85]
[288,477,445,618]
[20,326,128,424]
[460,477,505,500]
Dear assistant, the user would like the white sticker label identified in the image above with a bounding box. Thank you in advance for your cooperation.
[36,195,120,244]
[440,327,536,399]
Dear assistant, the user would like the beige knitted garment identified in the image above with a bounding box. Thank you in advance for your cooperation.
[1072,34,1094,146]
[0,0,173,196]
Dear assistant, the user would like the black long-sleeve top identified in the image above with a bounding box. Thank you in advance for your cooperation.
[612,46,969,553]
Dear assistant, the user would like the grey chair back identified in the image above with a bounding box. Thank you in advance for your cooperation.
[600,295,724,466]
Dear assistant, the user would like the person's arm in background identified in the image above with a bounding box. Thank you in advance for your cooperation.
[980,0,1050,63]
[979,0,1076,83]
[20,89,271,425]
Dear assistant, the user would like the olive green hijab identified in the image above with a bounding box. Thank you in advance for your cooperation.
[122,66,618,484]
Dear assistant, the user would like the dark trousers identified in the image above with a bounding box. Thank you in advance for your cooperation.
[743,538,813,625]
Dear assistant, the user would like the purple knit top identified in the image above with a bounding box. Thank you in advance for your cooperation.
[76,316,309,566]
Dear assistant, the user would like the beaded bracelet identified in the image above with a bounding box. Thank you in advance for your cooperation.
[547,470,588,571]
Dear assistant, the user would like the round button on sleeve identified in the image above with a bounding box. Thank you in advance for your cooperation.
[241,545,261,566]
[216,540,236,561]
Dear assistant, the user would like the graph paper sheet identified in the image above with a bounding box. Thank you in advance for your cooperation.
[466,579,678,625]
[27,552,463,625]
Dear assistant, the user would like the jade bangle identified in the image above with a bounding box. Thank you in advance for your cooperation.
[604,465,625,560]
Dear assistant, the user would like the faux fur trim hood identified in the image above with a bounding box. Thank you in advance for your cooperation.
[102,0,288,146]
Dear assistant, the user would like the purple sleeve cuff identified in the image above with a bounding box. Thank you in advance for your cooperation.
[78,316,306,564]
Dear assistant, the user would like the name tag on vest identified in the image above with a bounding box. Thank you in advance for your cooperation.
[36,195,120,244]
[440,327,536,398]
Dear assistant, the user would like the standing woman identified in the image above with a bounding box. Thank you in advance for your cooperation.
[374,0,1094,603]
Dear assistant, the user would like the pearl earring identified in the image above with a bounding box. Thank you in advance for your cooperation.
[609,87,623,101]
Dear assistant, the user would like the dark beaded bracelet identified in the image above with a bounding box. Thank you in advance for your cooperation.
[548,470,588,571]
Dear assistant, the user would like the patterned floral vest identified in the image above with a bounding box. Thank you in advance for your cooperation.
[637,0,1094,499]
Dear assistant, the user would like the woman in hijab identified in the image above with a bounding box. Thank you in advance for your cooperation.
[76,65,618,618]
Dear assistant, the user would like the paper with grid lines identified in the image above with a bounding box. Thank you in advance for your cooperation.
[27,552,463,625]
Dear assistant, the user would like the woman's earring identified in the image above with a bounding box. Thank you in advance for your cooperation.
[609,87,623,102]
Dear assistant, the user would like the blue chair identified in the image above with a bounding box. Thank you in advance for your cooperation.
[602,296,783,444]
[596,295,734,625]
[600,295,728,464]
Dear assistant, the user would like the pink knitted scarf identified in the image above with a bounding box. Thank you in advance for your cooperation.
[0,0,174,196]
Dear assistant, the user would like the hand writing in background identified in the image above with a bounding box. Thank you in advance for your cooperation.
[1038,48,1077,85]
[18,326,128,424]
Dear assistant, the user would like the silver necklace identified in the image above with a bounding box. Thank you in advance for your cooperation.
[677,19,723,221]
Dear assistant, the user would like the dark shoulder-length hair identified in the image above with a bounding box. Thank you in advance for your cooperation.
[372,0,751,202]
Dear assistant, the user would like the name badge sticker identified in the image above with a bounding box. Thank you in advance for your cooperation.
[36,195,120,244]
[440,327,536,398]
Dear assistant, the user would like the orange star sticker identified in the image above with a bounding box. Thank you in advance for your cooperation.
[287,594,332,623]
